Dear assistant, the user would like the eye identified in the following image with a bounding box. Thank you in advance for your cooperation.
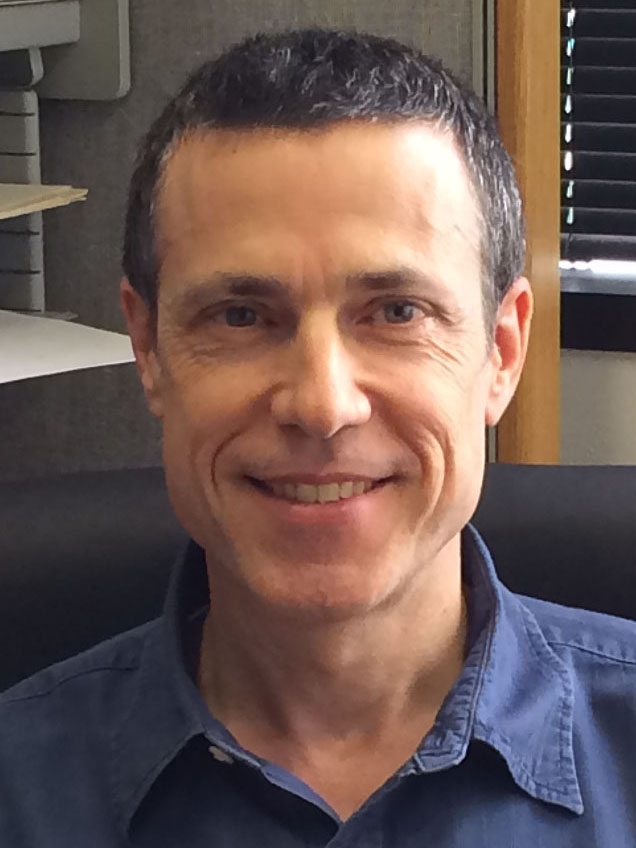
[371,301,423,325]
[220,305,258,327]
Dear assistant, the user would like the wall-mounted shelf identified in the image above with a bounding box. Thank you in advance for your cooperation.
[0,0,132,381]
[0,0,129,99]
[0,1,80,53]
[0,309,134,384]
[0,182,86,220]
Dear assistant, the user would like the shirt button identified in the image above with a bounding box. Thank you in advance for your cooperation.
[208,745,234,764]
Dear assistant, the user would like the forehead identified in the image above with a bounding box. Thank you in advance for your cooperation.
[155,122,482,291]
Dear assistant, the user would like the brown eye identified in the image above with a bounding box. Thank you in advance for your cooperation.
[224,306,258,327]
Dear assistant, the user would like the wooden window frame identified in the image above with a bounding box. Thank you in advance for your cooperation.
[495,0,561,463]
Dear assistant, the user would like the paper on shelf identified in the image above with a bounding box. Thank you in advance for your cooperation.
[0,183,87,221]
[0,310,134,383]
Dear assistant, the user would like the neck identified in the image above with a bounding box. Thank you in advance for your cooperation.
[197,536,466,748]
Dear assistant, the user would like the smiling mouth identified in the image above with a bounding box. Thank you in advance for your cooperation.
[247,477,393,504]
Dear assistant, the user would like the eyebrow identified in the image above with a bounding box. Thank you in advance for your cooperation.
[346,267,441,294]
[168,273,288,318]
[347,267,461,324]
[168,266,444,320]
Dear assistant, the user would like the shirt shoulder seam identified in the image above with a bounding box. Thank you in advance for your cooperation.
[547,640,636,666]
[1,662,140,705]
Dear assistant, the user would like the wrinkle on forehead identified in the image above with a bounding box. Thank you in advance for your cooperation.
[160,122,479,219]
[154,122,484,307]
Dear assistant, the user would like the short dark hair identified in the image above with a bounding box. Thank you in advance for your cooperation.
[123,29,525,324]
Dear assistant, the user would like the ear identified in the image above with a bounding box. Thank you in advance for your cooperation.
[120,278,165,418]
[485,276,533,426]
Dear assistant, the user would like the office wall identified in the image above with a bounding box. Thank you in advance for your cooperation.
[0,0,478,482]
[562,350,636,465]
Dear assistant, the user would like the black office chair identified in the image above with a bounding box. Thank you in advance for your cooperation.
[2,463,636,691]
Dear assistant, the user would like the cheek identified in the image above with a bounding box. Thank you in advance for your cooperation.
[158,365,236,477]
[386,357,486,452]
[386,362,489,503]
[159,372,248,546]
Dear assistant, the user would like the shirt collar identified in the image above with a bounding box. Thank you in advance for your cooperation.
[414,526,583,815]
[113,541,267,833]
[112,527,583,833]
[111,541,213,833]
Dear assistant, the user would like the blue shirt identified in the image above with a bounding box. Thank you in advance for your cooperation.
[3,526,636,846]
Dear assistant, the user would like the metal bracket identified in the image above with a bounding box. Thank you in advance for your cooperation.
[0,47,43,88]
[0,90,44,311]
[0,1,80,52]
[37,0,130,101]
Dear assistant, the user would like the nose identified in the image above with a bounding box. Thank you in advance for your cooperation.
[270,313,372,440]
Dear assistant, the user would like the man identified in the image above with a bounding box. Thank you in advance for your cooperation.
[2,28,636,847]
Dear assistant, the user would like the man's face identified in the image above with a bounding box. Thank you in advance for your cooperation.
[124,123,529,618]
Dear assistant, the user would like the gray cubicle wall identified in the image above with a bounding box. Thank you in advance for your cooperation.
[0,0,481,481]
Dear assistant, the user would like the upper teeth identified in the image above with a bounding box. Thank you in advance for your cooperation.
[270,480,373,503]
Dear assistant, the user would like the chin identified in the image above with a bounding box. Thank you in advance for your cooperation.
[235,553,414,621]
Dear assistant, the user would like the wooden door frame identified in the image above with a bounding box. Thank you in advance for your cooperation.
[495,0,561,463]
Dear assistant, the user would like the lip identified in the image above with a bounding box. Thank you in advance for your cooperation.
[253,473,385,486]
[244,475,394,526]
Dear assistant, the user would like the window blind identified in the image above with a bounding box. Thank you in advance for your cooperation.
[561,1,636,267]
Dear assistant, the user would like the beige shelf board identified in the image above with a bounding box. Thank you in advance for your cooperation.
[0,183,87,221]
[0,310,134,383]
[0,2,63,7]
